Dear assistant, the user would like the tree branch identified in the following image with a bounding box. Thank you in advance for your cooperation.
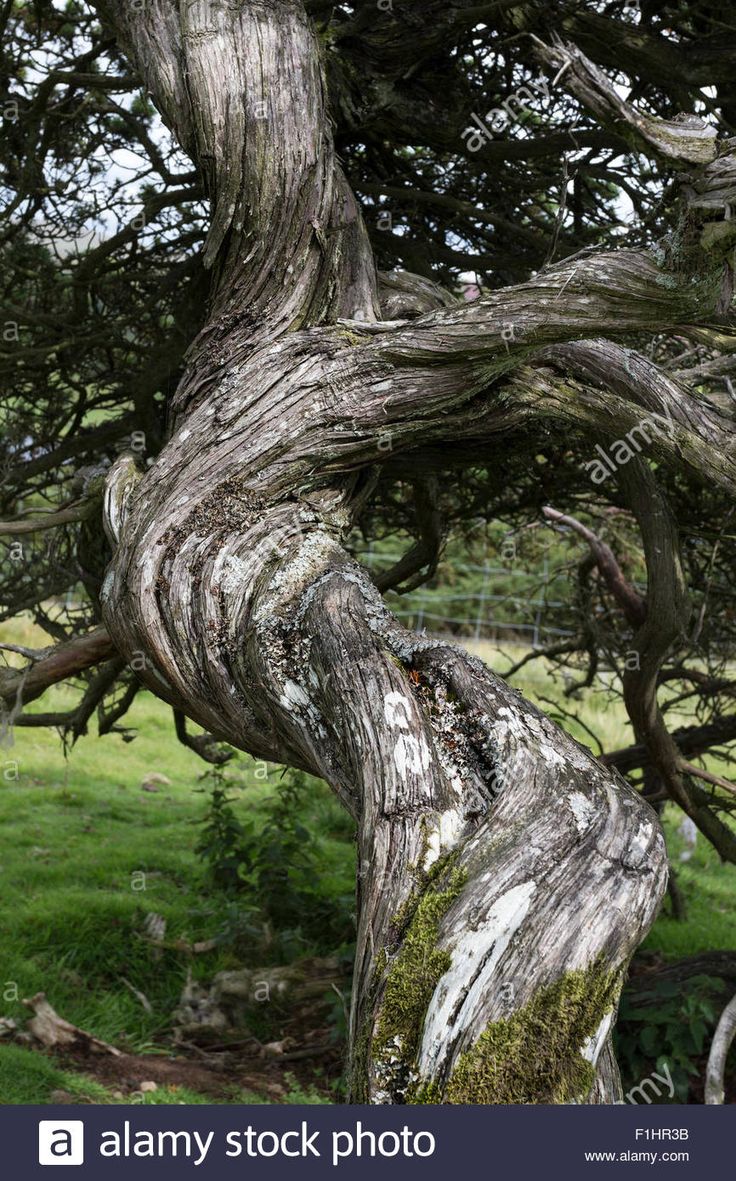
[0,627,116,711]
[679,761,736,799]
[542,506,646,627]
[373,477,444,594]
[533,36,718,165]
[705,992,736,1104]
[0,499,96,536]
[603,714,736,775]
[173,709,232,766]
[615,458,736,861]
[504,342,736,493]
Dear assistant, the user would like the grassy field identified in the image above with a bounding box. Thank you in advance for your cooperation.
[0,621,733,1103]
[0,618,353,1102]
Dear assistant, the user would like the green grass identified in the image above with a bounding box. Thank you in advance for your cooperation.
[1,684,240,1046]
[642,821,736,958]
[0,617,353,1102]
[0,1043,218,1105]
[0,622,733,1103]
[0,682,349,1103]
[0,1044,112,1104]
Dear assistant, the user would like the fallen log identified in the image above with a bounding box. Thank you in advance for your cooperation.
[22,992,122,1056]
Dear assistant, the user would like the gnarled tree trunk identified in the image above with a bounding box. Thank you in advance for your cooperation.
[92,0,736,1103]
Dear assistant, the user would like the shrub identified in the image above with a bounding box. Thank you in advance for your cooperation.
[195,766,354,956]
[615,974,722,1102]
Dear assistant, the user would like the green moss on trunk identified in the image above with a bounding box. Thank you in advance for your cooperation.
[370,861,466,1096]
[441,961,623,1104]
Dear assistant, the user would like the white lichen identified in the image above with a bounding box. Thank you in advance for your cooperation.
[393,732,431,776]
[567,791,596,834]
[384,691,412,729]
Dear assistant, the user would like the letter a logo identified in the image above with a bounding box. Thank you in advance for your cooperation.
[38,1121,84,1166]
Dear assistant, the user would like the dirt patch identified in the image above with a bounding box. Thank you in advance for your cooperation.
[50,1030,344,1103]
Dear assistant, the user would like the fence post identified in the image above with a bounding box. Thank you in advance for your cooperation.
[532,556,548,649]
[474,561,490,640]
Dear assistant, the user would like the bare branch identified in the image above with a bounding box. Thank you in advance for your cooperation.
[615,459,736,862]
[542,506,646,627]
[0,628,116,711]
[705,993,736,1104]
[0,499,96,536]
[680,761,736,798]
[533,36,718,165]
[506,341,736,493]
[604,715,736,775]
[373,477,444,594]
[173,709,232,766]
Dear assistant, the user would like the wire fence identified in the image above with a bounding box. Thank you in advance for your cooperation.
[360,549,575,647]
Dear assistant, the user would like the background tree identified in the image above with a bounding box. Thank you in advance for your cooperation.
[1,0,735,1103]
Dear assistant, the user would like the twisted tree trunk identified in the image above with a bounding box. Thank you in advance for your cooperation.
[92,0,736,1103]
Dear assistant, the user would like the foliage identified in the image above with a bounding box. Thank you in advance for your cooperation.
[193,767,249,892]
[195,766,355,957]
[615,974,722,1102]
